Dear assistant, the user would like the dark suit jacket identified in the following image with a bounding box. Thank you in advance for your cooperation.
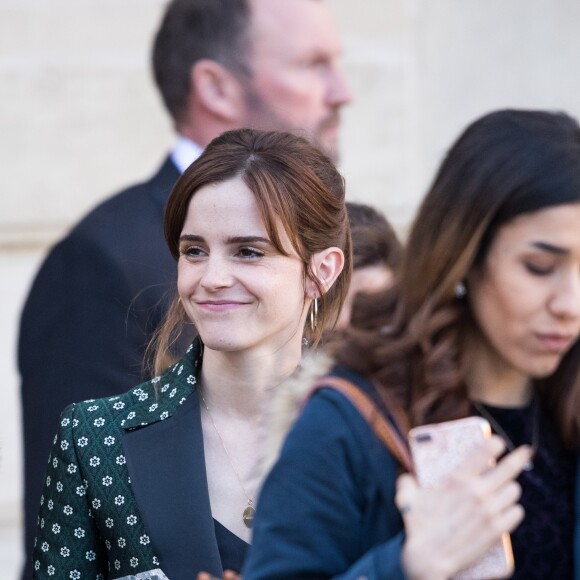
[19,157,181,578]
[31,339,225,580]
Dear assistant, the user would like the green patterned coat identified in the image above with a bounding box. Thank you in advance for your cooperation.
[32,341,223,580]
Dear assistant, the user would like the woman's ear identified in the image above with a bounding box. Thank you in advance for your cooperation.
[308,247,345,297]
[190,59,246,121]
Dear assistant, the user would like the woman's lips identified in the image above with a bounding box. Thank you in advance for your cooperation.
[534,332,577,352]
[195,300,249,313]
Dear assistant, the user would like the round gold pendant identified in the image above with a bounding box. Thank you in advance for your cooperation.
[242,505,255,528]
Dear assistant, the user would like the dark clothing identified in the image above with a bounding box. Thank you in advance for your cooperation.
[32,339,248,579]
[244,367,407,579]
[214,520,249,573]
[19,157,181,578]
[480,402,576,579]
[244,368,580,579]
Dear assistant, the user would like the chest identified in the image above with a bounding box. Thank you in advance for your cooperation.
[201,413,259,543]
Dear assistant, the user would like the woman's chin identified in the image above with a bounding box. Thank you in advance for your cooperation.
[198,334,244,353]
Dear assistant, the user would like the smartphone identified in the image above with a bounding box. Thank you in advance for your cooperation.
[408,416,514,580]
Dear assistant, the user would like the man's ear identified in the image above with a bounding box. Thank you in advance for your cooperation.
[190,59,246,121]
[307,247,345,298]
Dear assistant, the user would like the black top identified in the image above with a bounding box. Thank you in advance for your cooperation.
[479,402,576,579]
[214,520,249,573]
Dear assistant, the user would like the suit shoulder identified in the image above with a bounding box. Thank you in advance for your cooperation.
[35,159,178,281]
[73,159,177,237]
[50,157,177,248]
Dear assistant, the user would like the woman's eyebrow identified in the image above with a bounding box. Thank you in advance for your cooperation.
[227,236,271,245]
[179,234,273,245]
[530,241,568,255]
[179,234,203,243]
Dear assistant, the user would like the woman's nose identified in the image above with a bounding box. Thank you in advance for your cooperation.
[200,256,233,290]
[550,271,580,319]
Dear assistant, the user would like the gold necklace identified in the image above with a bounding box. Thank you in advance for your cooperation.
[199,390,255,528]
[472,400,539,471]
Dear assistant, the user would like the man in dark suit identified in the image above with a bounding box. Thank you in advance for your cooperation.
[18,0,351,575]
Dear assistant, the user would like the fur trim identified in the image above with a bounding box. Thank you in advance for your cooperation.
[248,351,334,498]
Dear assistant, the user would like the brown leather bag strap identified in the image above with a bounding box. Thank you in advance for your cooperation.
[308,376,414,473]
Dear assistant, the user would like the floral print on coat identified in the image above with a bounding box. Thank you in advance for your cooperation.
[32,341,202,579]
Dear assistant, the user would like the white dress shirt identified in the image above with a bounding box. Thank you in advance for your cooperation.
[170,136,204,174]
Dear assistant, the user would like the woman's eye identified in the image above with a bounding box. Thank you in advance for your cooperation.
[525,262,554,276]
[180,246,205,258]
[238,247,264,259]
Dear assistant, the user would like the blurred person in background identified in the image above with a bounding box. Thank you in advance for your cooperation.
[336,201,402,328]
[244,109,580,579]
[31,128,350,580]
[18,0,351,575]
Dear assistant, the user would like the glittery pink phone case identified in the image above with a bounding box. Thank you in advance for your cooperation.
[409,417,514,580]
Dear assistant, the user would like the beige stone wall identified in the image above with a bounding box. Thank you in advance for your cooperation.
[2,0,580,573]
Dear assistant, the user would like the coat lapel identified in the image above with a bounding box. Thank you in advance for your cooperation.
[147,156,181,213]
[121,341,222,579]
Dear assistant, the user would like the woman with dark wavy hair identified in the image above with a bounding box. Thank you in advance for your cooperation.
[244,110,580,579]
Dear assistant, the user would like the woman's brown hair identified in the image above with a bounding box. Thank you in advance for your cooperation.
[150,128,352,374]
[339,109,580,447]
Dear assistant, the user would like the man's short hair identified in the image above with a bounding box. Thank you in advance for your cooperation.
[152,0,251,125]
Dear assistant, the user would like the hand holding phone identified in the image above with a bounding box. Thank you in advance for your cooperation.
[406,417,516,580]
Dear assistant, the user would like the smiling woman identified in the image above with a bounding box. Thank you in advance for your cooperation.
[158,128,352,367]
[31,129,351,580]
[243,110,580,579]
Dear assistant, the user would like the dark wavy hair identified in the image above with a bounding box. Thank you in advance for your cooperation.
[339,109,580,447]
[152,0,251,126]
[151,128,352,374]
